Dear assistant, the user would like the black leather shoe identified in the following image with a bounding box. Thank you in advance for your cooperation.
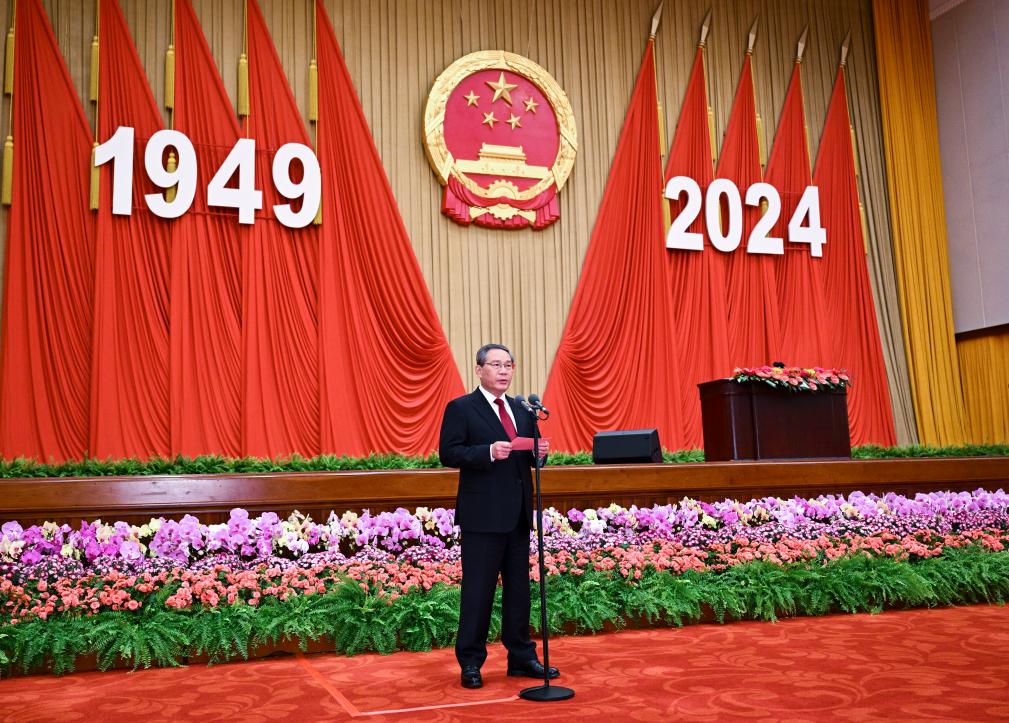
[507,659,560,679]
[461,665,483,689]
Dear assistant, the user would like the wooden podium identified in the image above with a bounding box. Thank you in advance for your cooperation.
[698,379,851,461]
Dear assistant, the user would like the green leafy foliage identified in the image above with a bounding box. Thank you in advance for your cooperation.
[186,605,255,663]
[619,570,704,626]
[542,450,594,465]
[3,443,1009,478]
[6,616,93,675]
[852,443,1009,459]
[0,451,445,479]
[4,548,1009,676]
[530,572,623,634]
[390,585,460,652]
[663,449,705,463]
[88,611,188,671]
[326,583,398,656]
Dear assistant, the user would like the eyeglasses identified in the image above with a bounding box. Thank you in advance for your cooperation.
[482,362,515,372]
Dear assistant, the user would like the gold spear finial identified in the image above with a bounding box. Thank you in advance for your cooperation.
[796,26,808,64]
[699,8,712,48]
[650,1,664,39]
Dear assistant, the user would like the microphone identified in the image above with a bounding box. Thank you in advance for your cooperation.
[513,395,537,414]
[528,394,551,416]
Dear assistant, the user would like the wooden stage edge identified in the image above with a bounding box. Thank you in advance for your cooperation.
[2,456,1008,527]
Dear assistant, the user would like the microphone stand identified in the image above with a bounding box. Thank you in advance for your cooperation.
[518,404,574,702]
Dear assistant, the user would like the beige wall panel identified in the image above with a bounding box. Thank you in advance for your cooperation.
[0,0,918,447]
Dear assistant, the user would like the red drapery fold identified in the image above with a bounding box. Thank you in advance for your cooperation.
[0,0,94,462]
[716,55,781,367]
[170,0,243,457]
[242,0,320,458]
[664,46,729,448]
[764,63,828,368]
[543,40,682,452]
[90,0,170,459]
[815,69,896,445]
[315,2,463,455]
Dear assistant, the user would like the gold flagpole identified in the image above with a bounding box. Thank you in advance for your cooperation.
[89,0,100,211]
[3,0,13,95]
[796,25,810,175]
[747,16,765,171]
[312,0,321,225]
[166,0,177,203]
[699,9,715,168]
[837,30,868,253]
[2,0,14,205]
[650,2,670,232]
[165,0,175,112]
[308,0,318,123]
[238,0,249,120]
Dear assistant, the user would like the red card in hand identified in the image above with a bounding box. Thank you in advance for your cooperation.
[512,437,549,451]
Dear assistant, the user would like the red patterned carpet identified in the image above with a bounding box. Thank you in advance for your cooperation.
[2,605,1008,721]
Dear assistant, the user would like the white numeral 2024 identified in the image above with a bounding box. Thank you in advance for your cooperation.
[664,176,825,257]
[93,126,321,229]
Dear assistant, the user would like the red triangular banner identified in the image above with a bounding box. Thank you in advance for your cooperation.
[764,63,829,368]
[170,0,243,456]
[0,0,94,462]
[716,55,781,367]
[664,47,730,448]
[242,0,320,457]
[315,2,463,455]
[90,0,171,459]
[543,40,683,452]
[814,68,896,445]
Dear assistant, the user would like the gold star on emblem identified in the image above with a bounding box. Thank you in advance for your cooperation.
[482,111,498,128]
[464,90,480,107]
[524,97,539,113]
[507,114,522,130]
[486,72,518,105]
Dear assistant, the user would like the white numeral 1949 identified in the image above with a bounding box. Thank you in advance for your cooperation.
[93,126,321,229]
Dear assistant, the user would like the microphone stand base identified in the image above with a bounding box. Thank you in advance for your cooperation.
[519,684,575,702]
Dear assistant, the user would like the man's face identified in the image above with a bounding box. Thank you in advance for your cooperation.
[475,348,514,397]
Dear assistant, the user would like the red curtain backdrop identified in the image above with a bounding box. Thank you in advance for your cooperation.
[815,69,896,445]
[716,55,781,367]
[664,46,730,449]
[169,0,243,457]
[242,0,320,458]
[765,62,829,368]
[543,40,683,452]
[315,3,463,455]
[0,0,94,462]
[0,5,904,461]
[90,0,171,459]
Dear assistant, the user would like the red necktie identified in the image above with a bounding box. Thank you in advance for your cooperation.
[494,398,518,441]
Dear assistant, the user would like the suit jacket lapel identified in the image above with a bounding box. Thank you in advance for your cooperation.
[471,388,508,438]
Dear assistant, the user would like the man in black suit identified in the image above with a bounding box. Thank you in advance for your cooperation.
[439,343,561,689]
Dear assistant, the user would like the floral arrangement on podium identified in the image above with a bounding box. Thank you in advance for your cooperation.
[2,489,1009,675]
[731,363,850,392]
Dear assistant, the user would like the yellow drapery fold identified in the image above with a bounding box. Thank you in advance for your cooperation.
[871,0,967,445]
[957,330,1009,444]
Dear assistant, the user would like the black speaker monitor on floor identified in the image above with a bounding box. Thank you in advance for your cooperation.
[592,429,662,464]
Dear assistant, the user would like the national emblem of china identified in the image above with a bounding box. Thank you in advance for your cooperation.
[423,51,577,230]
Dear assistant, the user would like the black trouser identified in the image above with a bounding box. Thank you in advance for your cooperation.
[455,521,536,669]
